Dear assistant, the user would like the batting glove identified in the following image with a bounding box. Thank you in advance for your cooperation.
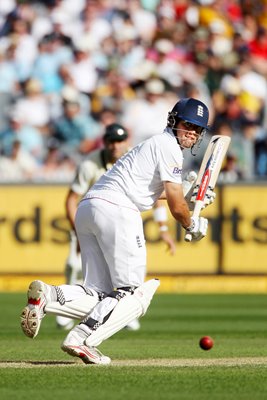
[182,171,197,197]
[190,186,216,210]
[182,171,197,199]
[185,216,208,242]
[183,171,198,211]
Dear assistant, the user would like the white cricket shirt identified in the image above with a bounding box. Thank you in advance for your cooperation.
[86,128,184,211]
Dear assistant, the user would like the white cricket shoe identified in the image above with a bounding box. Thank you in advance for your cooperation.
[20,280,52,339]
[125,318,141,331]
[61,325,111,365]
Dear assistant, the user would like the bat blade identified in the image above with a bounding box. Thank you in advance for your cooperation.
[185,135,231,242]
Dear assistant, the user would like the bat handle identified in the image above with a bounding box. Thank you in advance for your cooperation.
[184,232,192,242]
[184,202,203,243]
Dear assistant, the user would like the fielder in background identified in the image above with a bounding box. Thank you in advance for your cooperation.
[20,98,215,365]
[57,123,176,331]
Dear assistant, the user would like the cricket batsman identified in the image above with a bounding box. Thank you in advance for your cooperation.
[20,98,215,365]
[57,123,177,331]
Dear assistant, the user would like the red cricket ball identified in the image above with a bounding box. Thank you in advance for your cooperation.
[199,336,214,350]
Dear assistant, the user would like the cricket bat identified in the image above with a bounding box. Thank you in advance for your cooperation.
[185,135,231,242]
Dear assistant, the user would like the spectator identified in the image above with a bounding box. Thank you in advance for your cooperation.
[0,0,266,181]
[115,24,145,82]
[218,153,244,183]
[0,16,38,81]
[90,69,136,117]
[65,42,98,95]
[75,0,112,49]
[35,138,76,182]
[0,110,45,162]
[31,33,73,94]
[0,46,19,131]
[52,96,100,161]
[0,138,38,181]
[255,131,267,178]
[12,78,51,132]
[122,78,174,146]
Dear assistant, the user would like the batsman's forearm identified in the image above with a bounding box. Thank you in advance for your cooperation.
[169,202,191,229]
[67,208,76,230]
[175,212,191,229]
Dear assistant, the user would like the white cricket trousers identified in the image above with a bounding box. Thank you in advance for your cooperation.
[75,196,146,294]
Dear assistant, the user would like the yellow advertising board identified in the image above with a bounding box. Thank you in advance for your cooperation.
[222,185,267,273]
[0,185,69,273]
[143,204,218,274]
[0,185,219,275]
[0,184,267,275]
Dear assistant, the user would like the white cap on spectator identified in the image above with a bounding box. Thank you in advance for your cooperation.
[130,60,157,81]
[73,36,97,52]
[61,86,80,103]
[25,79,42,94]
[209,20,227,35]
[116,26,138,42]
[239,71,267,100]
[50,10,71,25]
[158,6,175,20]
[145,79,165,94]
[31,17,53,42]
[211,36,232,56]
[220,75,241,96]
[155,39,174,54]
[197,0,215,4]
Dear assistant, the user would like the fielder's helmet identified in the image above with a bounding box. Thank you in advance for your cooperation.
[103,123,128,142]
[167,98,209,130]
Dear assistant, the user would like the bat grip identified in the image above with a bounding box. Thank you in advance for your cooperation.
[184,232,192,242]
[184,202,203,243]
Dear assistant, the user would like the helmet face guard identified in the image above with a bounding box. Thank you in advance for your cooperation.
[167,98,209,155]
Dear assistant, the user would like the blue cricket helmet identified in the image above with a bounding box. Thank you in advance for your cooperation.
[167,98,209,130]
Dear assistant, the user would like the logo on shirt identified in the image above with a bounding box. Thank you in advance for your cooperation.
[173,167,182,175]
[136,236,142,248]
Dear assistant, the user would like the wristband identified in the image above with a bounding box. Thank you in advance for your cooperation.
[159,225,168,232]
[153,206,167,222]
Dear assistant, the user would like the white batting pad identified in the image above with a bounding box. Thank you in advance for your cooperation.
[45,294,99,320]
[85,279,160,347]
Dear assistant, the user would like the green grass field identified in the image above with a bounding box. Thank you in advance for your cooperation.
[1,292,267,399]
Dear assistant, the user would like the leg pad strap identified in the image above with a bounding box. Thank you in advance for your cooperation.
[85,279,160,347]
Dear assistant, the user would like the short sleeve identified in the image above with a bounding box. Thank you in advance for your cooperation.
[157,141,183,184]
[71,161,95,195]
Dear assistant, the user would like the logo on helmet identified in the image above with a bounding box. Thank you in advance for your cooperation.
[197,105,204,117]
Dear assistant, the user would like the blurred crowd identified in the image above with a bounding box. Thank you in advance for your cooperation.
[0,0,267,182]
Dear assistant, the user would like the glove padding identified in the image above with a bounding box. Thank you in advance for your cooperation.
[182,171,197,197]
[185,216,208,242]
[183,171,198,211]
[188,186,216,211]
